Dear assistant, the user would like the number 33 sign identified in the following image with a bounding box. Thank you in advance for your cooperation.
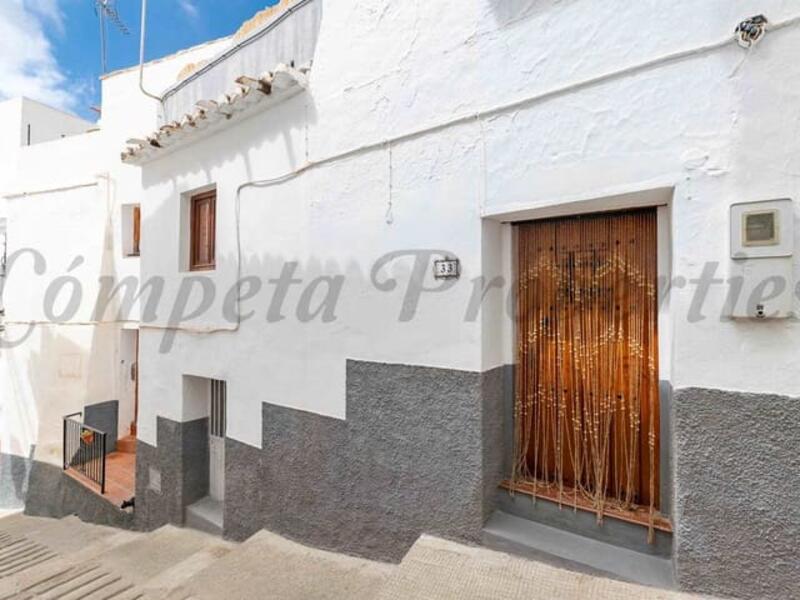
[434,258,460,280]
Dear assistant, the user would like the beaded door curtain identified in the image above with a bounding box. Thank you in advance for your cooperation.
[513,209,659,536]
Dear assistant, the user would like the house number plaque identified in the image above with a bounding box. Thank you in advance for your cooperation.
[434,258,460,280]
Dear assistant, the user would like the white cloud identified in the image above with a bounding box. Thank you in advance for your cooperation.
[26,0,65,33]
[0,0,81,113]
[178,0,200,20]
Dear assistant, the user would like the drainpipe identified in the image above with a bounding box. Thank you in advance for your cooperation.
[139,0,162,103]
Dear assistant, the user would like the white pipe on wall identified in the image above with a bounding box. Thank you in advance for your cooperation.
[139,0,163,104]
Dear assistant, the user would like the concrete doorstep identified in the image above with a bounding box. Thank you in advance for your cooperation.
[0,513,719,600]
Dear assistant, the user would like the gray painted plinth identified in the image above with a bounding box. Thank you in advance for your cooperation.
[21,459,135,529]
[0,451,32,509]
[222,360,510,562]
[135,416,209,531]
[84,400,119,453]
[673,387,800,600]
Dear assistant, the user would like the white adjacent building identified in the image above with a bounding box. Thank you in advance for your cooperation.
[0,37,228,511]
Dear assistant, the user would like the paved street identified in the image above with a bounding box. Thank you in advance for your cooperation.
[0,513,717,599]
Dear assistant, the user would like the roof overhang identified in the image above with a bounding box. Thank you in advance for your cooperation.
[121,63,309,165]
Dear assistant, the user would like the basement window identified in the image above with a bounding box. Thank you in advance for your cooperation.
[122,204,141,257]
[189,190,216,271]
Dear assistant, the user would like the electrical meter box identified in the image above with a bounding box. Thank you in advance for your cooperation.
[728,198,794,319]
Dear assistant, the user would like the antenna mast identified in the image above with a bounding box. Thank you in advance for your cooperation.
[93,0,131,73]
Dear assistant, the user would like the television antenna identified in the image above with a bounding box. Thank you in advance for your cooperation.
[94,0,131,73]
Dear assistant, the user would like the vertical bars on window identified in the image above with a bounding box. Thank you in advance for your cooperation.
[210,379,227,438]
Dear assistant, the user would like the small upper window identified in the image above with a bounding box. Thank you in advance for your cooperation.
[122,204,141,258]
[132,205,141,256]
[190,190,216,271]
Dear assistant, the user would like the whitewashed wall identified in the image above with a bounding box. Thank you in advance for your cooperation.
[0,39,231,468]
[136,0,800,450]
[19,99,92,145]
[0,98,91,192]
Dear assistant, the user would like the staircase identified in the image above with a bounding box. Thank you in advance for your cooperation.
[116,436,137,455]
[0,513,708,600]
[0,514,391,600]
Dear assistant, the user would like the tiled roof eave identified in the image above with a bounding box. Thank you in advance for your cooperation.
[121,63,309,165]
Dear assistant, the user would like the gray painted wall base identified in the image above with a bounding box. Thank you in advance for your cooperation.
[223,360,509,562]
[673,387,800,600]
[0,451,32,509]
[21,460,135,530]
[126,367,799,599]
[130,361,509,559]
[84,400,119,453]
[135,417,209,532]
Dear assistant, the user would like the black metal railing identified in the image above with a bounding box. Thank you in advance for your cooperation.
[62,412,107,495]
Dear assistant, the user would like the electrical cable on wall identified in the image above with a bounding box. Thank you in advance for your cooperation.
[15,12,800,336]
[133,11,800,336]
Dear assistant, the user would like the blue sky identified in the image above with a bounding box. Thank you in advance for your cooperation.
[0,0,278,121]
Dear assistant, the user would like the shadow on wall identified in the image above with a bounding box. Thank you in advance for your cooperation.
[0,446,34,509]
[485,0,581,27]
[0,178,124,509]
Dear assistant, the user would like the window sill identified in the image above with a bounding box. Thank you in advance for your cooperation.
[499,480,673,533]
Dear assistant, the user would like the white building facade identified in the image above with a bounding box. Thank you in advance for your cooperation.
[0,39,228,519]
[3,2,800,599]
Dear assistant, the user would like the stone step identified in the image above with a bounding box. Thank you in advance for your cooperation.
[185,497,223,537]
[116,436,137,455]
[160,530,394,600]
[482,511,675,589]
[0,515,130,585]
[0,539,57,580]
[0,515,124,556]
[96,525,228,584]
[127,537,234,599]
[0,517,231,600]
[20,566,130,600]
[0,515,73,539]
[377,534,701,600]
[0,519,140,598]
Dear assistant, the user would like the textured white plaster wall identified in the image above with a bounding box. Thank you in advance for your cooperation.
[138,105,486,446]
[19,98,92,145]
[0,40,231,464]
[0,99,24,194]
[135,0,800,450]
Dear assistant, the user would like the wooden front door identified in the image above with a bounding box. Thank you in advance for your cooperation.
[514,209,660,514]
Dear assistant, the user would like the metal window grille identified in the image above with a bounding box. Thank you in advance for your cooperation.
[210,379,226,438]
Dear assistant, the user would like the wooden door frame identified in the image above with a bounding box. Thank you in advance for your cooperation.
[132,329,139,437]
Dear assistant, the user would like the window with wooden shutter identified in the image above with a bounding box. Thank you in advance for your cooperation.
[190,190,216,271]
[132,205,141,256]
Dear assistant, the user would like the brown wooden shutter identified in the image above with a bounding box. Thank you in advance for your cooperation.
[132,205,141,256]
[190,190,216,271]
